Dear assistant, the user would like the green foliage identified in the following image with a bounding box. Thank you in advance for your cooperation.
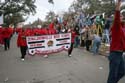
[0,0,36,27]
[69,0,115,15]
[45,11,56,22]
[32,18,42,27]
[48,0,54,4]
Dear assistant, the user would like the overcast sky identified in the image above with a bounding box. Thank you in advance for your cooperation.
[25,0,74,24]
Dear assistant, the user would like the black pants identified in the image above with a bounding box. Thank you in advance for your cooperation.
[85,40,92,51]
[68,43,74,55]
[4,38,10,50]
[81,40,85,47]
[20,46,27,59]
[107,51,125,83]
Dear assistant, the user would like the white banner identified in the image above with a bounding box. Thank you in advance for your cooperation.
[26,33,71,55]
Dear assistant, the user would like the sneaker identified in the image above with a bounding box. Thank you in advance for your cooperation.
[21,58,25,61]
[44,55,48,58]
[68,54,72,57]
[105,44,110,47]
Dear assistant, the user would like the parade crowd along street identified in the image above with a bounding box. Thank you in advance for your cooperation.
[0,0,125,83]
[0,11,114,59]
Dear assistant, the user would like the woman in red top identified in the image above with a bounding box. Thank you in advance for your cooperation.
[68,27,76,57]
[17,28,28,61]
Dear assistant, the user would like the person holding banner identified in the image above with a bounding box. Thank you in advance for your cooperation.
[107,0,125,83]
[68,27,76,57]
[43,23,57,58]
[17,28,28,61]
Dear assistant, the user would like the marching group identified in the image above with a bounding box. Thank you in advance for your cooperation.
[0,8,113,60]
[0,0,125,83]
[0,12,111,60]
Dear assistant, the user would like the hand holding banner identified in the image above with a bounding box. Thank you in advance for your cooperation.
[26,33,71,55]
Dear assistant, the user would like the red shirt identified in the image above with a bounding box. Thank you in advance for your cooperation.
[2,28,12,38]
[48,23,56,34]
[110,11,124,51]
[48,28,56,34]
[68,29,76,43]
[26,28,35,36]
[34,28,42,36]
[17,30,28,47]
[41,28,48,35]
[16,28,22,33]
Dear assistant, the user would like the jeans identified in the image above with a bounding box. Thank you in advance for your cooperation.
[123,53,125,70]
[107,51,125,83]
[74,36,80,48]
[92,39,101,54]
[104,29,110,44]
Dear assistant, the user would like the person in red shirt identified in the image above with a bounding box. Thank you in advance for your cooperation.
[2,27,13,51]
[43,23,57,58]
[17,28,28,61]
[26,28,35,36]
[34,27,42,36]
[68,27,76,57]
[107,0,125,83]
[48,22,57,34]
[8,26,14,39]
[16,28,22,34]
[40,27,49,35]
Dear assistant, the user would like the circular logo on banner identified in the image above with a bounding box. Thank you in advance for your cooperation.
[66,46,69,49]
[47,40,53,47]
[64,45,69,50]
[29,50,35,55]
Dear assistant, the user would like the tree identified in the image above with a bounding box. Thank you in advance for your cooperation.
[0,0,36,27]
[69,0,115,15]
[45,11,56,22]
[32,18,42,27]
[48,0,54,4]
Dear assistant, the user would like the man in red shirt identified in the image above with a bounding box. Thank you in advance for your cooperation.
[107,0,125,83]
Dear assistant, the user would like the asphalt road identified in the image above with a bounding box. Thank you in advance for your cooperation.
[0,35,125,83]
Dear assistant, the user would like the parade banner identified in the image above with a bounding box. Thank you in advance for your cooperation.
[26,33,71,55]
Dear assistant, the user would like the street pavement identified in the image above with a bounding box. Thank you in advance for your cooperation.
[0,35,125,83]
